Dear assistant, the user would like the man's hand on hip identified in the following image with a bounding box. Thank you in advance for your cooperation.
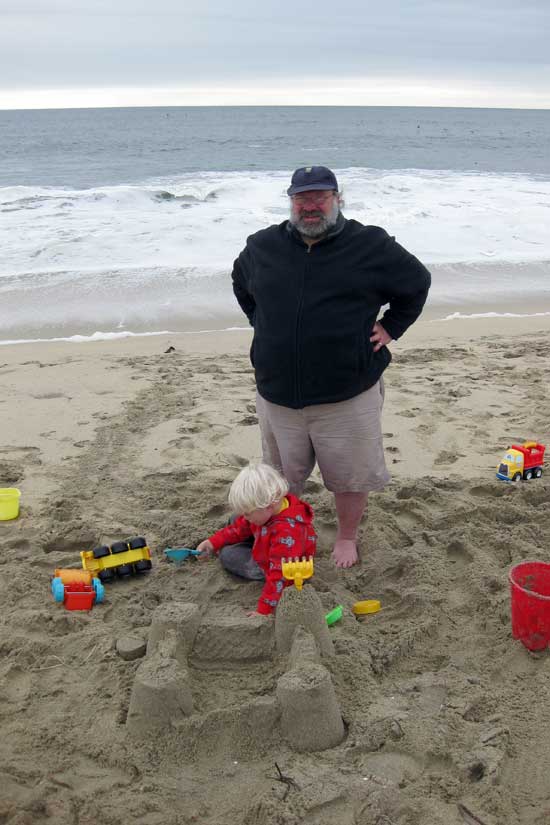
[370,322,392,352]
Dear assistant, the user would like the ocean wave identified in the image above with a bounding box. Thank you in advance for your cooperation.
[2,168,550,279]
[0,330,174,346]
[2,167,550,342]
[151,189,218,203]
[438,311,550,321]
[0,327,249,346]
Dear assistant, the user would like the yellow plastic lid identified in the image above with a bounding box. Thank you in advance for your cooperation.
[352,599,381,615]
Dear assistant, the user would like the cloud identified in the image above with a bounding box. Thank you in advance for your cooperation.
[0,0,548,106]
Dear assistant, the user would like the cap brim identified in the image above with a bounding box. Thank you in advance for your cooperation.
[287,183,337,195]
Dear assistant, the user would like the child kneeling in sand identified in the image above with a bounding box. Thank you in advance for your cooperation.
[197,463,316,617]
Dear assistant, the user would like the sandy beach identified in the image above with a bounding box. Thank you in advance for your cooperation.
[1,313,550,825]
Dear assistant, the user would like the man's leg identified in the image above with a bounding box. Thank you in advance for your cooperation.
[255,391,315,495]
[309,380,390,569]
[333,492,368,568]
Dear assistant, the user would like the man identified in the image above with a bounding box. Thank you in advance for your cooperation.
[231,166,431,568]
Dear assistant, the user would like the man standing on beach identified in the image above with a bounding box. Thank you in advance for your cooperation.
[231,166,431,568]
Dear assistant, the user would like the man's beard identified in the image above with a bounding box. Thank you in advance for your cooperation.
[290,201,340,239]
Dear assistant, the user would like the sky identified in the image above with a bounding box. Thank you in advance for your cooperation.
[0,0,549,109]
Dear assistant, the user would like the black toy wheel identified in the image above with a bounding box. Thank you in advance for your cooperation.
[111,541,129,554]
[513,473,522,482]
[134,559,152,573]
[93,545,111,559]
[116,564,133,577]
[128,536,147,550]
[98,568,115,583]
[535,468,543,478]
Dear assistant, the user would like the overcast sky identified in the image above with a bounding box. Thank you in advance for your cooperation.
[1,0,549,108]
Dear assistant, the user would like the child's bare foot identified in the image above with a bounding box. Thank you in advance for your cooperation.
[331,539,359,568]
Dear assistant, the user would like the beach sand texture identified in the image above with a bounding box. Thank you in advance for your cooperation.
[1,318,550,825]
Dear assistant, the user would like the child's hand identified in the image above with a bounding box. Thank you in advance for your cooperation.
[196,539,214,559]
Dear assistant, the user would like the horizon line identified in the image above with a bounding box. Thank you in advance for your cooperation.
[2,102,550,113]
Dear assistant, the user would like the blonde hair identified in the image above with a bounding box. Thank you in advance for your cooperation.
[228,462,289,514]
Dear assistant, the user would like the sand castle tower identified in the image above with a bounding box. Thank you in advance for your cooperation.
[275,585,345,752]
[126,602,200,736]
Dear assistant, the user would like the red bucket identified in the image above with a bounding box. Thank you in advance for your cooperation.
[509,561,550,651]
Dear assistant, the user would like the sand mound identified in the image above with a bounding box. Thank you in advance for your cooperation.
[1,334,550,824]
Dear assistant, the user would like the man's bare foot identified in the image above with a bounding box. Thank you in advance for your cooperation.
[331,538,359,568]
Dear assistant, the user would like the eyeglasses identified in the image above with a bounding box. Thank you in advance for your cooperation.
[291,191,336,205]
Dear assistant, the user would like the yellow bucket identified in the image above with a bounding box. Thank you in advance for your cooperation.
[0,488,21,520]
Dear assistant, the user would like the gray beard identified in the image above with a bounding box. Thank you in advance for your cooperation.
[290,202,340,239]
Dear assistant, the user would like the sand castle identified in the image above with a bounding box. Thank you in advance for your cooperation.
[127,585,345,753]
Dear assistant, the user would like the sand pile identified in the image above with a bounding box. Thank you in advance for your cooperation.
[1,329,550,824]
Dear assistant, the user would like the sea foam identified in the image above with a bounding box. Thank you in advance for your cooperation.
[1,167,550,339]
[2,168,550,282]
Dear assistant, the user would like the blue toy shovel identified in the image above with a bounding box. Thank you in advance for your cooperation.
[164,546,202,565]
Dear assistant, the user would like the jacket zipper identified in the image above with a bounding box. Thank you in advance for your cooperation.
[294,246,310,407]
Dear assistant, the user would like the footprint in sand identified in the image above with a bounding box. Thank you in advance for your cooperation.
[206,502,229,520]
[469,484,507,499]
[416,423,436,437]
[304,479,323,494]
[178,425,201,434]
[447,387,471,399]
[42,527,98,554]
[0,461,23,484]
[30,392,69,400]
[238,415,258,426]
[0,446,42,466]
[445,539,473,566]
[224,454,248,469]
[2,666,31,704]
[434,450,460,465]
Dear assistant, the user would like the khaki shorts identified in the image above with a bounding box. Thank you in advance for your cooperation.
[256,381,390,494]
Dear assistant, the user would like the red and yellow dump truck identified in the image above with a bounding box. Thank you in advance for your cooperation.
[496,441,545,482]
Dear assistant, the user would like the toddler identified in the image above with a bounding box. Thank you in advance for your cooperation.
[197,463,316,616]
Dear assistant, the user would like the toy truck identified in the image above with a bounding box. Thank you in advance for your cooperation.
[80,536,153,583]
[51,568,105,610]
[496,441,545,482]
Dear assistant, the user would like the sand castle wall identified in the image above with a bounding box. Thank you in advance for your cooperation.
[193,613,274,663]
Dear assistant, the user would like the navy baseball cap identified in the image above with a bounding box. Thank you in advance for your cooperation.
[287,166,338,196]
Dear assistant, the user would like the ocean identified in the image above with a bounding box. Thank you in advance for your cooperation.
[1,106,550,344]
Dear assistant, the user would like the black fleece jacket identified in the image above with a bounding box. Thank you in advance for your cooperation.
[231,213,431,409]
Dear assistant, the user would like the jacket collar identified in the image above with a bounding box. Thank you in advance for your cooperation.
[285,211,347,246]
